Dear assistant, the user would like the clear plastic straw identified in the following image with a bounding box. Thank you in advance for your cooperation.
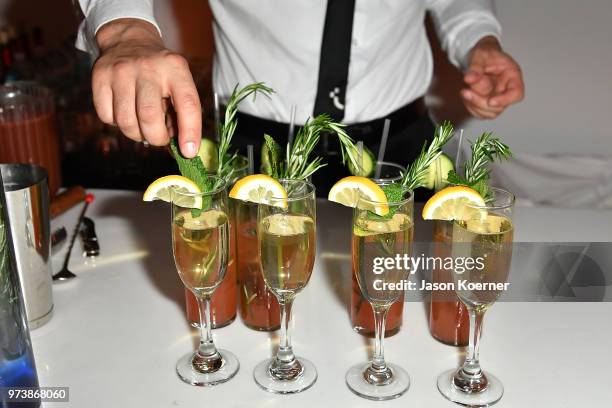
[213,93,221,142]
[247,144,254,175]
[287,105,296,147]
[374,119,391,179]
[455,129,464,171]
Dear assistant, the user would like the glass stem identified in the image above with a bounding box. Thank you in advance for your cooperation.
[276,296,295,364]
[197,295,217,357]
[371,306,389,371]
[462,307,485,376]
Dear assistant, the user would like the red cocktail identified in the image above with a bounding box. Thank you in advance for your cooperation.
[429,220,469,346]
[235,200,280,330]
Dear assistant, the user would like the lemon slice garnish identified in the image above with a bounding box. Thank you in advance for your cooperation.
[422,185,486,221]
[328,176,389,216]
[143,175,202,209]
[229,174,288,208]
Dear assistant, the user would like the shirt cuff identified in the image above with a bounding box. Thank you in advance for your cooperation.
[75,0,161,57]
[448,17,502,70]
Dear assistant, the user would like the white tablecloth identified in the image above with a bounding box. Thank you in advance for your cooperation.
[33,189,612,407]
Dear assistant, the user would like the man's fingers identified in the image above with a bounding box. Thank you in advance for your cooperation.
[464,70,482,85]
[465,104,501,120]
[490,78,525,108]
[484,64,508,75]
[464,60,485,83]
[493,66,522,94]
[136,80,169,146]
[169,76,202,158]
[468,74,495,97]
[461,89,503,113]
[111,70,141,141]
[91,67,114,125]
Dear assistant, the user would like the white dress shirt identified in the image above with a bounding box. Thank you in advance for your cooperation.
[77,0,501,125]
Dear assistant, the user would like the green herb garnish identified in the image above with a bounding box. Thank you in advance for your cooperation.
[400,121,455,191]
[263,134,283,177]
[169,139,214,215]
[263,114,361,180]
[447,131,512,200]
[381,183,404,204]
[217,83,274,185]
[169,138,213,192]
[365,183,405,221]
[169,83,274,214]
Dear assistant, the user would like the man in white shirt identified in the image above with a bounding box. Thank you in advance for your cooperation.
[77,0,523,182]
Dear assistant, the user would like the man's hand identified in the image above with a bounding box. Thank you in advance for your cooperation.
[461,36,524,120]
[92,19,201,157]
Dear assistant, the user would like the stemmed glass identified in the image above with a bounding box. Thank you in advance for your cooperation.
[437,187,514,406]
[170,176,239,386]
[346,183,414,400]
[352,161,407,336]
[253,179,317,393]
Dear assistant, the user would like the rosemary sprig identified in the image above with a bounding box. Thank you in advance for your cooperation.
[330,121,361,173]
[265,114,360,180]
[216,83,274,186]
[284,115,329,179]
[447,131,512,200]
[401,121,455,191]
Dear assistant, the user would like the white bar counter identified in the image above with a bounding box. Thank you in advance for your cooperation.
[32,189,612,407]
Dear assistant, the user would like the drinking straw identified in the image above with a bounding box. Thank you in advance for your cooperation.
[247,144,254,175]
[455,129,464,171]
[287,105,297,147]
[357,141,364,176]
[213,92,221,142]
[374,118,391,179]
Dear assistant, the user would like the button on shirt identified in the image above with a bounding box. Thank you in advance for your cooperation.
[77,0,501,125]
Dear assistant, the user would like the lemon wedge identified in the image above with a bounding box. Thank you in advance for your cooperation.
[143,175,202,209]
[229,174,288,208]
[422,185,486,221]
[328,176,389,216]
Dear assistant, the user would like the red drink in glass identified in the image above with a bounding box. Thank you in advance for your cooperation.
[235,200,280,331]
[429,220,469,346]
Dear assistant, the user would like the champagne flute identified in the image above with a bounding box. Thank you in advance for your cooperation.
[253,179,317,394]
[437,187,514,406]
[346,184,414,400]
[171,176,239,386]
[352,161,407,336]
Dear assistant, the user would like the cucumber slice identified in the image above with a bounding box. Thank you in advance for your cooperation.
[197,138,219,172]
[261,143,272,175]
[348,144,376,177]
[261,134,282,176]
[424,152,454,190]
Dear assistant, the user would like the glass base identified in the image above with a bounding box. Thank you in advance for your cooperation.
[437,368,503,407]
[346,362,410,401]
[253,357,317,394]
[176,349,239,386]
